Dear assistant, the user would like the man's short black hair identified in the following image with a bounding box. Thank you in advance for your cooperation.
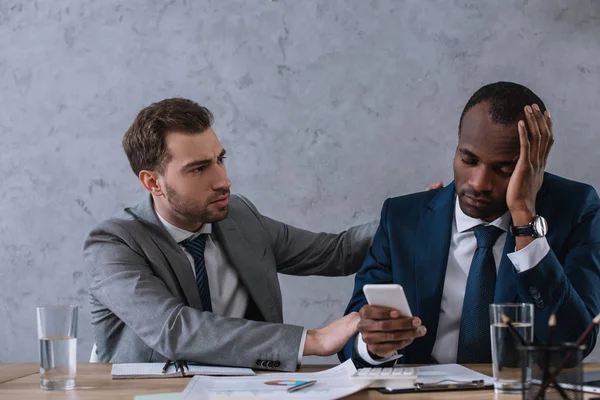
[459,81,547,128]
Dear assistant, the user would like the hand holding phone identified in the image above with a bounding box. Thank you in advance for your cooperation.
[358,284,426,359]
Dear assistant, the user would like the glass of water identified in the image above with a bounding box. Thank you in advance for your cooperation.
[490,303,534,394]
[36,305,78,390]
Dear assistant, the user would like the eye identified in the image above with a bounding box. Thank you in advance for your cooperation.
[499,166,515,176]
[217,155,227,164]
[193,166,206,173]
[461,158,478,166]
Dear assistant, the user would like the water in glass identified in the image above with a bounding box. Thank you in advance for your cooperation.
[491,321,533,393]
[39,335,77,390]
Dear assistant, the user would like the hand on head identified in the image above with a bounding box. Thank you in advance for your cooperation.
[506,104,553,225]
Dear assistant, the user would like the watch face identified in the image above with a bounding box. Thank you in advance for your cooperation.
[533,216,548,237]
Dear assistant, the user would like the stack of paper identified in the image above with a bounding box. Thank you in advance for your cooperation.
[416,363,494,385]
[111,363,256,379]
[181,360,369,399]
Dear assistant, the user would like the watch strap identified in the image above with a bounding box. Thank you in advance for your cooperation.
[510,223,535,237]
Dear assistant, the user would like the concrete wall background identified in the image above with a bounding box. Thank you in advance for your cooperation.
[1,0,599,363]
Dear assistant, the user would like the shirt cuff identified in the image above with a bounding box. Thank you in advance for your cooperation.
[297,328,307,365]
[355,333,403,366]
[507,237,551,273]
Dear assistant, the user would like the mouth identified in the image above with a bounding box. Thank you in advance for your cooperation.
[210,195,229,208]
[463,195,492,208]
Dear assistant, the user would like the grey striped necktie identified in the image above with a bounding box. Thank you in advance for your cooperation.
[181,234,212,312]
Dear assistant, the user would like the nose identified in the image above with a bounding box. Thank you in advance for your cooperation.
[468,165,494,194]
[212,163,231,191]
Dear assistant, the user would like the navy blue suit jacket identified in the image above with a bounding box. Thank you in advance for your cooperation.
[340,173,600,365]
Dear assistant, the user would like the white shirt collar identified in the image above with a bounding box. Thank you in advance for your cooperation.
[454,197,511,233]
[155,208,212,244]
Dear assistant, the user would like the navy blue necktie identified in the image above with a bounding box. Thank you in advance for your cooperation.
[457,224,504,363]
[181,235,212,312]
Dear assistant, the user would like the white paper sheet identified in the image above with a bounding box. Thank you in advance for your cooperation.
[111,363,256,379]
[182,359,369,399]
[416,363,494,385]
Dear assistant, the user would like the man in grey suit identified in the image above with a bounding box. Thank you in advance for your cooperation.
[84,98,381,371]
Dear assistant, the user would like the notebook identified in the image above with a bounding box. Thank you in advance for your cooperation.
[111,363,256,379]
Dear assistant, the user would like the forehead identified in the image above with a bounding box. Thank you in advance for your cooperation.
[165,128,221,162]
[459,102,520,159]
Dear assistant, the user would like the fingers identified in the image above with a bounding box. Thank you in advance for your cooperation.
[425,181,444,191]
[368,340,413,358]
[359,305,409,320]
[543,110,554,162]
[531,104,553,167]
[545,109,553,130]
[517,120,531,166]
[524,105,542,165]
[361,326,427,344]
[358,316,421,332]
[358,304,427,357]
[363,326,426,358]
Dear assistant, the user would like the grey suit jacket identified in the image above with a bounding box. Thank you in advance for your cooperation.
[84,194,377,371]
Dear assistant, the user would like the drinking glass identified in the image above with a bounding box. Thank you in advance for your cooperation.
[36,305,78,390]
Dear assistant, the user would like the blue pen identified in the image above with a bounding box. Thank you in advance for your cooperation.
[287,380,317,393]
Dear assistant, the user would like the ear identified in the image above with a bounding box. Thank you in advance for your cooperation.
[139,170,164,196]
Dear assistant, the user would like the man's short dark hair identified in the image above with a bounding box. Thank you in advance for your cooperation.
[123,98,214,176]
[459,82,547,128]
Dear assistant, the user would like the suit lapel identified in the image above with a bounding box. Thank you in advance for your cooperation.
[412,183,456,359]
[127,195,203,310]
[213,218,279,322]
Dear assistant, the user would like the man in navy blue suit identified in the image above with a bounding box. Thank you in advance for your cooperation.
[340,82,600,366]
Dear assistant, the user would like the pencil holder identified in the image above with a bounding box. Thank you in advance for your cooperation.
[520,343,586,400]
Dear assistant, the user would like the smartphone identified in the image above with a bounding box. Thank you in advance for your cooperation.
[363,284,412,317]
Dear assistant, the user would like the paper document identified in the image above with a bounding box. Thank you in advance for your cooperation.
[407,363,494,388]
[182,359,369,399]
[112,363,256,379]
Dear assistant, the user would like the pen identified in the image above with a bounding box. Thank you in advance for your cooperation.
[534,312,600,399]
[162,360,189,377]
[161,360,172,373]
[501,314,569,400]
[287,380,316,393]
[175,360,188,377]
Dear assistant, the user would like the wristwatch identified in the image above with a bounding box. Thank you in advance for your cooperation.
[510,215,548,238]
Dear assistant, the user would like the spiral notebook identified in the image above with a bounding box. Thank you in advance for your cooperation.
[111,363,256,379]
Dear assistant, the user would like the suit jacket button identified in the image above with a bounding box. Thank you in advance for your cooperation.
[536,301,545,308]
[274,361,281,368]
[256,359,262,366]
[529,286,539,295]
[261,360,269,368]
[267,361,274,368]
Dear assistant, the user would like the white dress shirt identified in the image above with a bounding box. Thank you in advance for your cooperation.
[357,198,551,365]
[155,210,306,364]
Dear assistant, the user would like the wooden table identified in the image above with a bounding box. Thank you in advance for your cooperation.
[0,363,39,384]
[1,363,599,399]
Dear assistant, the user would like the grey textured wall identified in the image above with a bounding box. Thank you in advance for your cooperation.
[1,0,599,364]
